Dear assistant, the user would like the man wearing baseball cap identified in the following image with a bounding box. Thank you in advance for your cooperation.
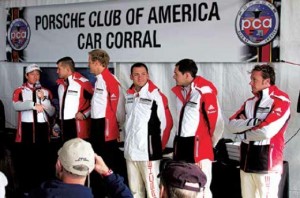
[158,160,207,198]
[28,138,133,198]
[12,64,56,192]
[13,63,55,143]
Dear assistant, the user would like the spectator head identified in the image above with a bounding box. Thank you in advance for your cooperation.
[158,160,206,198]
[0,145,19,197]
[56,138,95,185]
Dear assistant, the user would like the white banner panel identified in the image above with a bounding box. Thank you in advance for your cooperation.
[7,0,247,62]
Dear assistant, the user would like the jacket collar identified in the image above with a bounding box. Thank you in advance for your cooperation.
[127,80,157,94]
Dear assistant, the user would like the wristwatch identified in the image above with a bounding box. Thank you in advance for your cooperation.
[102,169,113,177]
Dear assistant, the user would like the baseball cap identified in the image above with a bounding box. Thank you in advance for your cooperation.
[159,160,207,192]
[58,138,95,176]
[25,64,42,74]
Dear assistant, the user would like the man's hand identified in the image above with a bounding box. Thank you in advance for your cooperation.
[94,154,110,175]
[34,104,44,113]
[36,90,45,100]
[75,112,85,120]
[239,114,246,120]
[52,124,61,137]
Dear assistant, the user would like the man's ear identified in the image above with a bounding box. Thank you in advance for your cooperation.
[56,159,63,172]
[55,159,64,179]
[264,78,271,86]
[184,72,189,78]
[66,67,72,74]
[184,72,192,80]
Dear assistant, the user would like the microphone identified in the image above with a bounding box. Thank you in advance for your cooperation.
[35,80,42,90]
[35,81,42,103]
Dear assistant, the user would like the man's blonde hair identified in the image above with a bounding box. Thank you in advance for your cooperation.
[88,49,110,67]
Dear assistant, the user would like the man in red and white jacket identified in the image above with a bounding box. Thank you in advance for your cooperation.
[124,63,173,198]
[87,49,125,183]
[228,64,290,198]
[172,59,224,198]
[13,64,55,143]
[56,57,93,141]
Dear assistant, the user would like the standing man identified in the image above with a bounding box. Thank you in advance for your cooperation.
[228,64,290,198]
[56,56,93,142]
[124,63,173,198]
[12,64,55,193]
[87,49,125,188]
[172,59,224,198]
[13,64,55,144]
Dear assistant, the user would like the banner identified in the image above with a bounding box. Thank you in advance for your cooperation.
[5,0,280,63]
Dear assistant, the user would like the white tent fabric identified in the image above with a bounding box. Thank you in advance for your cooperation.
[1,0,300,197]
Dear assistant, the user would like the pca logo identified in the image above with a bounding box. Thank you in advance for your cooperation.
[7,18,31,50]
[235,0,279,46]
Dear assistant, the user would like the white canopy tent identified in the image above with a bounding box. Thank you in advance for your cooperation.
[0,0,300,197]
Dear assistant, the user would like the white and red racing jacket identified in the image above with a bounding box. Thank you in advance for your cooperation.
[124,80,173,161]
[172,76,224,163]
[13,82,55,142]
[228,85,290,173]
[91,68,125,141]
[57,72,93,139]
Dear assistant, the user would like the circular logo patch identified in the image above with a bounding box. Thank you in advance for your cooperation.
[235,0,279,46]
[8,18,31,51]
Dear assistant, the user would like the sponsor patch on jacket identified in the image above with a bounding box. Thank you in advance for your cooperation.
[186,101,197,108]
[207,105,217,114]
[67,90,78,96]
[110,93,117,101]
[126,97,134,104]
[139,98,152,105]
[272,107,282,116]
[257,107,270,113]
[95,88,104,94]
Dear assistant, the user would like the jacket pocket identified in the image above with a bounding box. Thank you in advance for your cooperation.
[173,136,195,163]
[148,134,162,160]
[245,142,270,172]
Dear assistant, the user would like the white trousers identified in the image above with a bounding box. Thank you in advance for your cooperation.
[126,160,160,198]
[240,170,281,198]
[196,159,212,198]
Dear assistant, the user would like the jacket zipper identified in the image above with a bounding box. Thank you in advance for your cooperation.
[243,143,250,171]
[149,135,153,155]
[195,137,199,158]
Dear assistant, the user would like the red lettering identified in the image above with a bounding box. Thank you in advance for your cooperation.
[147,161,157,198]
